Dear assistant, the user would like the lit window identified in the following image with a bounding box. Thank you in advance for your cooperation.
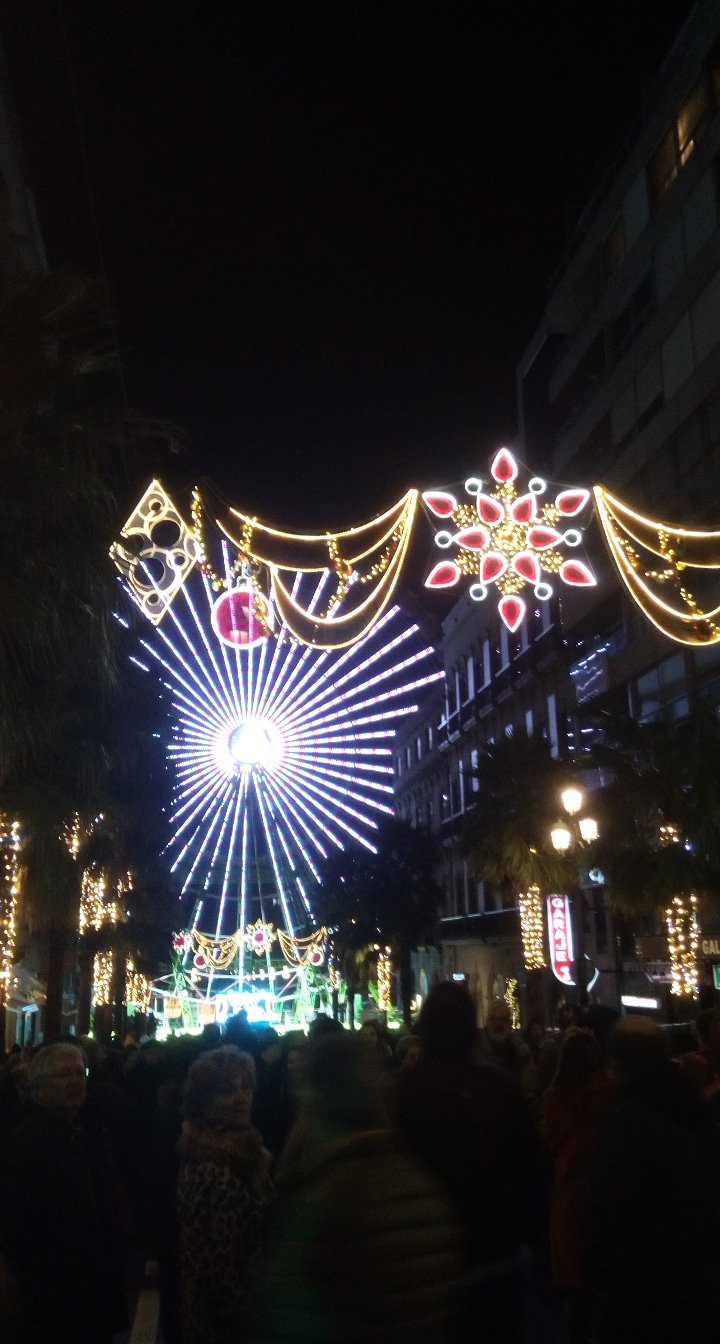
[648,78,710,205]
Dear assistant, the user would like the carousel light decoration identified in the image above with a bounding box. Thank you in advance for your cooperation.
[594,486,720,646]
[666,893,699,998]
[423,448,594,631]
[0,817,20,1006]
[518,886,545,970]
[277,926,327,967]
[114,492,443,1009]
[244,920,277,957]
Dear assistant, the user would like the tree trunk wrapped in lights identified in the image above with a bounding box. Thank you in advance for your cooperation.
[519,886,545,970]
[377,947,392,1013]
[666,893,699,998]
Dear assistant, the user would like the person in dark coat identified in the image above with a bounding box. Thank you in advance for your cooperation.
[541,1029,612,1343]
[589,1017,720,1344]
[0,1042,129,1344]
[394,981,544,1344]
[249,1030,464,1344]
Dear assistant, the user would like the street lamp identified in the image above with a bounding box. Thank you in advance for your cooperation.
[551,786,598,1007]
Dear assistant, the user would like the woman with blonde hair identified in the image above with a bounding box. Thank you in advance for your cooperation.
[177,1045,272,1344]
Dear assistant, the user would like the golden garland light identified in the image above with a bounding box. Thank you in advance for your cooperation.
[518,886,546,970]
[213,488,419,648]
[666,893,699,998]
[126,958,151,1013]
[377,946,392,1012]
[277,926,327,968]
[594,487,720,646]
[80,869,108,932]
[0,817,20,1006]
[92,950,114,1008]
[191,928,241,972]
[504,977,521,1030]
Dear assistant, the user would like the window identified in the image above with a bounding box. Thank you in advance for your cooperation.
[470,748,480,793]
[612,272,655,359]
[603,215,626,277]
[466,653,475,700]
[481,638,491,687]
[648,78,712,206]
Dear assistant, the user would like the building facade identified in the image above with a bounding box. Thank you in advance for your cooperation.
[395,1,720,1023]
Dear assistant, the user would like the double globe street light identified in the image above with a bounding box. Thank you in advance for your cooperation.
[550,787,599,1007]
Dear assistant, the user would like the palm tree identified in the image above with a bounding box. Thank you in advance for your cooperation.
[461,735,574,1018]
[0,267,177,1038]
[579,707,720,997]
[314,817,442,1027]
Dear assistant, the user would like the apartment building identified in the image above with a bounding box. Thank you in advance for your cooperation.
[395,1,720,1022]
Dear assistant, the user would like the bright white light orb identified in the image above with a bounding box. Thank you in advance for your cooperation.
[229,719,281,769]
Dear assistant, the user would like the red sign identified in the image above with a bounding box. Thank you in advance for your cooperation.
[547,894,575,986]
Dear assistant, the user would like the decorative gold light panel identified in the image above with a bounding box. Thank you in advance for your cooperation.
[111,479,199,625]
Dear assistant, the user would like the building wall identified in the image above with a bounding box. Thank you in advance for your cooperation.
[395,4,720,1019]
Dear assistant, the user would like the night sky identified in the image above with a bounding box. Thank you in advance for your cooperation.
[4,0,692,527]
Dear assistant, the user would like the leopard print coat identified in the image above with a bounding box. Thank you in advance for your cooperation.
[177,1121,273,1344]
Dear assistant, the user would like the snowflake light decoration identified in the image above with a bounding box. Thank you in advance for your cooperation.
[422,448,595,631]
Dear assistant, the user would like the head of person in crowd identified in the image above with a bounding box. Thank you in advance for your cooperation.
[182,1045,256,1132]
[304,1029,387,1133]
[557,1002,584,1033]
[28,1043,87,1115]
[552,1027,602,1089]
[524,1017,545,1049]
[282,1031,308,1089]
[394,1033,422,1070]
[418,980,476,1060]
[308,1012,344,1042]
[3,1050,29,1100]
[695,1007,720,1049]
[608,1016,670,1080]
[584,1003,619,1061]
[200,1021,223,1051]
[485,998,513,1044]
[359,1018,393,1061]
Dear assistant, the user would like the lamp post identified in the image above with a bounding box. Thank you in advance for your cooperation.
[550,787,598,1008]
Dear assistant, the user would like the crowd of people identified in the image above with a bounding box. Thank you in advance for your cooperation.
[0,987,719,1344]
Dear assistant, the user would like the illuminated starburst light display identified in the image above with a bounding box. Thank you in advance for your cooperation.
[126,554,442,998]
[422,448,595,631]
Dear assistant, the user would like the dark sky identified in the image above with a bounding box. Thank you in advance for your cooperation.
[4,0,692,526]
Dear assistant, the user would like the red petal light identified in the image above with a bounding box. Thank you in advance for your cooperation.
[527,526,562,550]
[560,559,596,587]
[555,488,590,517]
[498,594,526,633]
[512,551,540,584]
[480,552,507,584]
[455,525,490,551]
[476,494,505,525]
[510,493,536,524]
[490,448,518,483]
[422,491,458,517]
[425,561,461,588]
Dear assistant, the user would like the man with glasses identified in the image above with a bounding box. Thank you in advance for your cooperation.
[0,1043,129,1343]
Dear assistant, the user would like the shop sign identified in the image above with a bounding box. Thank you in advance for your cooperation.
[701,938,720,958]
[547,894,574,986]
